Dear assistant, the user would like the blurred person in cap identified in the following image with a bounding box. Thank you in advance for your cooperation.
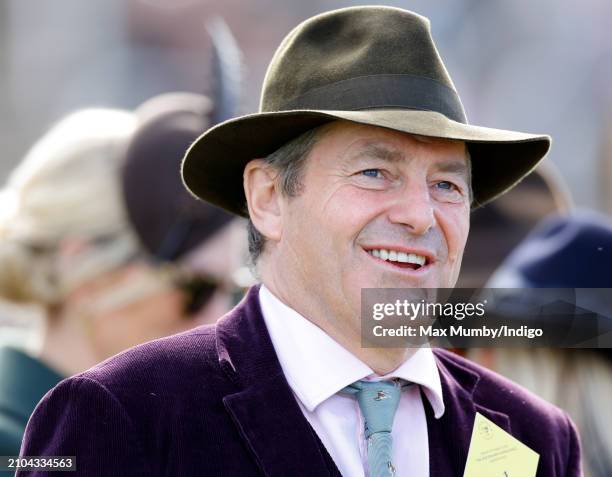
[457,160,573,289]
[121,18,249,320]
[122,91,245,325]
[0,102,241,458]
[20,6,581,476]
[470,211,612,477]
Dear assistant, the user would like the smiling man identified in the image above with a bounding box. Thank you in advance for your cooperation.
[244,122,472,377]
[19,6,581,477]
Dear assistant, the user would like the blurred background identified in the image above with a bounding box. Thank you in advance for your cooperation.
[1,0,612,210]
[1,0,612,474]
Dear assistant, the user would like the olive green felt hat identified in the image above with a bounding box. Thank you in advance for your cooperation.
[182,6,551,216]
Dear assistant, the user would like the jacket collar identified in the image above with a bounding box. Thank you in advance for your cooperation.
[216,286,340,476]
[427,349,511,476]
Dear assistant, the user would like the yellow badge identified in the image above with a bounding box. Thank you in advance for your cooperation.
[463,412,539,477]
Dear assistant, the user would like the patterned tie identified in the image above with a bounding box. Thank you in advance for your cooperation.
[343,380,407,477]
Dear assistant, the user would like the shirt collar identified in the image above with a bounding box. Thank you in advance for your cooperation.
[258,285,445,418]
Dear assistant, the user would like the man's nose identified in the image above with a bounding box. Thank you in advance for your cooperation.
[386,182,435,235]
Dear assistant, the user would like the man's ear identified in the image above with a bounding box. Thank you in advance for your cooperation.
[243,159,282,242]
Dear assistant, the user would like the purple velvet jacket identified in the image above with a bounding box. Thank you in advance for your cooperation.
[19,287,581,476]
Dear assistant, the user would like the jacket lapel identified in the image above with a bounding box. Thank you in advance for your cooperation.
[428,350,511,477]
[216,286,339,477]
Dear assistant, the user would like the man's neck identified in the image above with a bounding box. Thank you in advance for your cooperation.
[310,321,417,375]
[258,270,415,375]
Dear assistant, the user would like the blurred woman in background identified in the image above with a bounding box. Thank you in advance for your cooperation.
[0,106,244,457]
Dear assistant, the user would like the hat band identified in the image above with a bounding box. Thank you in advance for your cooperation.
[278,74,467,124]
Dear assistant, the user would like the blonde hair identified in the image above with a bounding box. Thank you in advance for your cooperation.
[0,109,139,306]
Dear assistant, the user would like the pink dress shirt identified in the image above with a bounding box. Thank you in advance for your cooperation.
[259,285,445,477]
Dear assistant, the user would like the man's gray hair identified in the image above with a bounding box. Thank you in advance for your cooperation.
[247,125,329,264]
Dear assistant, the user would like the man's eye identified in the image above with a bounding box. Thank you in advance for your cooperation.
[432,180,466,204]
[361,169,381,178]
[436,181,456,190]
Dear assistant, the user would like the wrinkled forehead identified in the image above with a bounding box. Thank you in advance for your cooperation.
[309,120,470,171]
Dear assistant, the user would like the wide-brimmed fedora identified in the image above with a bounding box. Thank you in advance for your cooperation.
[182,6,551,217]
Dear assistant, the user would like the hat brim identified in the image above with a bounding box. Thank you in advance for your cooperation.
[182,109,551,217]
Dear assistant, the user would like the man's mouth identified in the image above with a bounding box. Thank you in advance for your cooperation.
[363,247,430,270]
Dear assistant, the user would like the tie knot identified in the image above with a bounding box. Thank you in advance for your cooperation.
[343,380,403,438]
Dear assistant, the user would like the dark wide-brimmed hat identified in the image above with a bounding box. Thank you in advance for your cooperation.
[182,6,551,217]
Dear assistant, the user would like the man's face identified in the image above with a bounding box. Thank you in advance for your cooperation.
[269,121,471,337]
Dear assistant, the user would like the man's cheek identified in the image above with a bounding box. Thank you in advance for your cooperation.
[445,210,470,258]
[450,251,465,285]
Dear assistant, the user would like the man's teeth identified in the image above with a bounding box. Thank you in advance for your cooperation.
[369,249,427,266]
